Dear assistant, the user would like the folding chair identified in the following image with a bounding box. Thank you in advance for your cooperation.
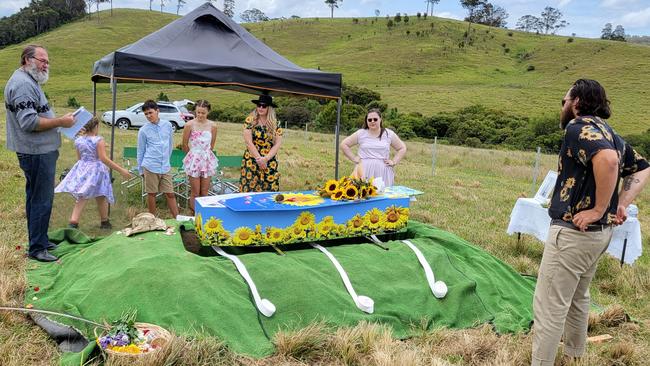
[121,146,145,201]
[170,149,190,207]
[210,155,243,195]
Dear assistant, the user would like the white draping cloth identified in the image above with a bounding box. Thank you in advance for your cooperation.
[507,198,642,264]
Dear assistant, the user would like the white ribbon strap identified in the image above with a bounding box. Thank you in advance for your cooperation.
[310,243,374,314]
[212,246,276,317]
[401,240,448,299]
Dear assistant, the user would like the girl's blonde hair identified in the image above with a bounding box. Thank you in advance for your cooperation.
[250,106,278,142]
[83,116,100,134]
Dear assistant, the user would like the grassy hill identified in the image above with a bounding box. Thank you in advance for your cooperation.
[1,9,650,135]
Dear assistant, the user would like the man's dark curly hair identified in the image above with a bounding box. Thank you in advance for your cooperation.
[569,79,611,119]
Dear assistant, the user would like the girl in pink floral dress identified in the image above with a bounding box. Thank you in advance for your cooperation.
[182,100,218,213]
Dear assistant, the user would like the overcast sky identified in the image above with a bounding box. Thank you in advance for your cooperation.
[1,0,649,38]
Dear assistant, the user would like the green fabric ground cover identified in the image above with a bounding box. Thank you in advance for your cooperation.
[25,221,535,363]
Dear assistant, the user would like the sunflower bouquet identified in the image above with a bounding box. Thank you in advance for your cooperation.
[319,176,378,201]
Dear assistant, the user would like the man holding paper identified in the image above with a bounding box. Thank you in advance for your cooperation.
[3,44,75,262]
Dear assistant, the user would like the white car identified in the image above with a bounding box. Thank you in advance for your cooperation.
[102,101,187,131]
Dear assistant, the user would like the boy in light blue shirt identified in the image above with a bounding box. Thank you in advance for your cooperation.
[137,100,179,217]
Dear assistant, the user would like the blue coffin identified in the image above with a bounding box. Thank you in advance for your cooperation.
[194,190,412,247]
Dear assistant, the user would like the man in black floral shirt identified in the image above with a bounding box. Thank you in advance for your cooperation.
[532,79,650,365]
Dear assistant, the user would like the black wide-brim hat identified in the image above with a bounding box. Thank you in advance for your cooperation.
[251,94,277,108]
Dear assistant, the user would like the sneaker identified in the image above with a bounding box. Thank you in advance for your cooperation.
[100,220,112,230]
[68,223,79,229]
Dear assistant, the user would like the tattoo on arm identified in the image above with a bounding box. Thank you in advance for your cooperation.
[623,176,640,191]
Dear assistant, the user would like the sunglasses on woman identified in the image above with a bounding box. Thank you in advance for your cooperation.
[257,104,268,108]
[367,118,379,122]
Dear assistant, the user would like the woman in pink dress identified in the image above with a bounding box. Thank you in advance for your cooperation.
[182,100,218,213]
[340,108,407,187]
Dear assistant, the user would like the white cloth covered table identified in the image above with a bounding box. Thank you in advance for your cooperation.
[507,198,643,264]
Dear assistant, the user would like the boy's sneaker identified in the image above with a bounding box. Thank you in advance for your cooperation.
[100,220,112,230]
[68,223,79,229]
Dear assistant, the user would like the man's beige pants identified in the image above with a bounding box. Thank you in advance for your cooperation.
[531,224,612,366]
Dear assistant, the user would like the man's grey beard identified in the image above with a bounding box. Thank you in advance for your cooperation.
[25,62,49,85]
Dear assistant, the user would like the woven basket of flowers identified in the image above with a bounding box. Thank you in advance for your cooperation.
[96,312,171,358]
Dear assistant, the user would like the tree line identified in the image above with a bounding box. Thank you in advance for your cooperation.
[0,0,86,48]
[206,84,559,154]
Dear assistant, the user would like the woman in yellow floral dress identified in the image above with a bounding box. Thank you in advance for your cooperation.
[239,94,283,192]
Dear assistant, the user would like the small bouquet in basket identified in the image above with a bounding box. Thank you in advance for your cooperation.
[96,310,168,355]
[318,176,378,201]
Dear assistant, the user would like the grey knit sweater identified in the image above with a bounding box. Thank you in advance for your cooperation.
[4,68,59,154]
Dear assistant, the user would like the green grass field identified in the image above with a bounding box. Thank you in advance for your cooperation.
[2,121,650,365]
[2,8,650,365]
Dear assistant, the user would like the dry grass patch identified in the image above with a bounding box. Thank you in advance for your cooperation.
[600,305,630,328]
[274,322,329,360]
[605,341,639,366]
[412,324,532,365]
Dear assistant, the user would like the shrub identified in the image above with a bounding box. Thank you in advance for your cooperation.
[387,19,394,29]
[465,137,482,148]
[444,105,527,146]
[274,97,321,128]
[406,30,410,35]
[527,65,535,71]
[352,18,359,24]
[417,12,421,19]
[394,13,402,23]
[314,101,365,133]
[388,113,425,140]
[208,104,249,123]
[504,48,510,53]
[395,122,416,139]
[567,37,574,43]
[67,96,80,108]
[624,130,650,157]
[157,92,169,101]
[365,100,388,113]
[342,83,381,106]
[404,14,409,24]
[508,31,513,36]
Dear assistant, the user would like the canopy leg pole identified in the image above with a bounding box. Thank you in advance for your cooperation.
[334,98,342,180]
[401,240,448,299]
[211,246,276,317]
[110,79,117,161]
[309,242,374,313]
[109,79,117,216]
[92,82,97,116]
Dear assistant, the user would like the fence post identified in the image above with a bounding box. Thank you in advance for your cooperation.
[530,147,541,196]
[304,123,309,140]
[431,136,438,176]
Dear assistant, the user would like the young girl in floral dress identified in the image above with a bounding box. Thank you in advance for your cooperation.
[182,100,218,213]
[55,117,132,229]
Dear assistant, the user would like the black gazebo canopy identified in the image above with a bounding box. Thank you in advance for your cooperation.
[91,2,344,178]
